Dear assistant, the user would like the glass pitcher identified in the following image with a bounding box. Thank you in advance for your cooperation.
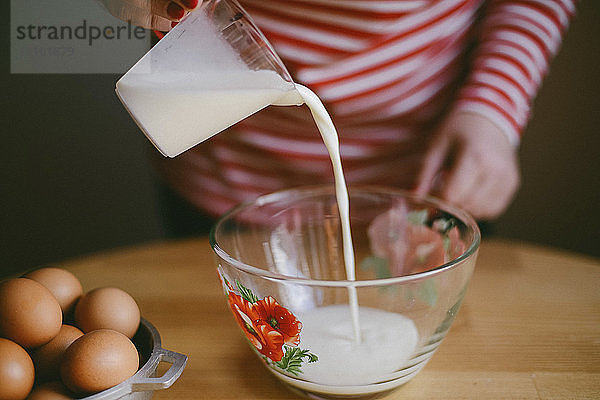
[115,0,302,157]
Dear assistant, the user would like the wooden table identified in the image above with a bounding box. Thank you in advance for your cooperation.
[61,239,600,399]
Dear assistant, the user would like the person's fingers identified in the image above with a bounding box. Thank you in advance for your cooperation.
[438,148,480,207]
[142,0,185,22]
[175,0,200,10]
[122,0,199,19]
[447,148,520,219]
[100,0,200,30]
[467,162,520,219]
[101,0,172,30]
[150,13,176,31]
[461,173,500,219]
[414,135,450,197]
[416,111,520,219]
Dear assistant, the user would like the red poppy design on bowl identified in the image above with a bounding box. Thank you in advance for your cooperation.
[219,272,317,372]
[253,296,302,347]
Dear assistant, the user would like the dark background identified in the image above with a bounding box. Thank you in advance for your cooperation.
[2,2,599,278]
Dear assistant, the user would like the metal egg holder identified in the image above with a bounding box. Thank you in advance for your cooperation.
[81,318,187,400]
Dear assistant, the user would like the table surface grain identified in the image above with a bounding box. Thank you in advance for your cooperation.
[60,238,600,400]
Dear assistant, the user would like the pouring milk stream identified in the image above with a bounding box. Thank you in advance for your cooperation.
[116,1,418,389]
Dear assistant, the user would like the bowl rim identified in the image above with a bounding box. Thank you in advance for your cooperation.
[210,185,481,287]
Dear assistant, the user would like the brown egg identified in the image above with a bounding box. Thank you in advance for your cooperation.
[60,329,139,395]
[26,382,73,400]
[0,338,35,400]
[0,278,62,348]
[74,287,140,338]
[32,325,84,382]
[24,267,83,315]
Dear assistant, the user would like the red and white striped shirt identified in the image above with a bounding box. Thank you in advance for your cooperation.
[157,0,575,216]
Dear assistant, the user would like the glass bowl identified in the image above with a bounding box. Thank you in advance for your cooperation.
[210,185,480,398]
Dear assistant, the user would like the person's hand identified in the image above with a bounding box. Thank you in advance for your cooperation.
[99,0,200,31]
[415,111,520,220]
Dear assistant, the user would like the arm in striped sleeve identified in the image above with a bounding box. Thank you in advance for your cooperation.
[454,0,576,144]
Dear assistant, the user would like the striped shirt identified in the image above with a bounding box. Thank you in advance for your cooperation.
[156,0,575,216]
